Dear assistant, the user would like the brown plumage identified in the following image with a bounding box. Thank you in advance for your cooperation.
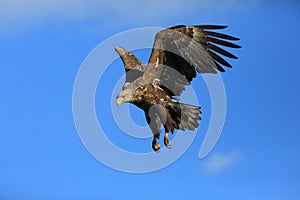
[115,25,241,152]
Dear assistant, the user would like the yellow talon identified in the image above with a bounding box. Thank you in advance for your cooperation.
[164,132,171,149]
[152,139,160,152]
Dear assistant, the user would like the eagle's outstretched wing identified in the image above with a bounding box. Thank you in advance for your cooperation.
[144,25,241,96]
[115,46,145,84]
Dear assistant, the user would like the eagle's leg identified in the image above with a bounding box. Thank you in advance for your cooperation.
[146,112,161,152]
[163,127,171,149]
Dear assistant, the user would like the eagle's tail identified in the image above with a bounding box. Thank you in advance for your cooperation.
[167,100,201,132]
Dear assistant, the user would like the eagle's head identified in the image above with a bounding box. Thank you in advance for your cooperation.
[116,87,134,106]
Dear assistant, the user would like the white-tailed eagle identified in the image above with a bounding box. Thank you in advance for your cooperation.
[115,25,241,152]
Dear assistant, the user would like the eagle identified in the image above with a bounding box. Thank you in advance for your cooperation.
[115,25,240,152]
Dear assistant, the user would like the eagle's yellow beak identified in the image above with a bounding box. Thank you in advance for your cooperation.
[116,97,124,106]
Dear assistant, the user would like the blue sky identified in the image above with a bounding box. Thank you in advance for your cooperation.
[1,0,300,199]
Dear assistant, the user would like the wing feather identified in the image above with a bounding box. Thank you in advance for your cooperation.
[145,25,241,96]
[206,36,241,48]
[197,25,227,29]
[115,46,145,83]
[207,50,233,68]
[213,61,225,72]
[207,43,237,59]
[203,30,240,40]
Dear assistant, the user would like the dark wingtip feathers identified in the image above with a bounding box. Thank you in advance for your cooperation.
[207,36,241,48]
[208,50,233,69]
[204,30,240,41]
[213,61,226,72]
[201,25,241,72]
[198,25,228,29]
[207,43,238,59]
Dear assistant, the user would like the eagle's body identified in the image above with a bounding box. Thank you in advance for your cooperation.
[133,83,170,109]
[116,25,240,152]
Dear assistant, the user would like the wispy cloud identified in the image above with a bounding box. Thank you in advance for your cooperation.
[203,150,240,174]
[0,0,259,34]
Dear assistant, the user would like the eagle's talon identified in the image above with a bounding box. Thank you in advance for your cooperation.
[164,141,171,149]
[164,133,171,149]
[152,140,160,152]
[164,137,171,149]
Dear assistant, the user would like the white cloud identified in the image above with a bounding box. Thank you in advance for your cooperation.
[203,150,240,174]
[0,0,259,34]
